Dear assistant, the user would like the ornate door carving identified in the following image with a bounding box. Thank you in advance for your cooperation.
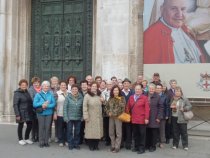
[31,0,92,81]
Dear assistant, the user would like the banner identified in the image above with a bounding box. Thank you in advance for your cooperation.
[143,0,210,98]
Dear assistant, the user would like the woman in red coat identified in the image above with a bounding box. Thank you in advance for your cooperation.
[126,84,150,154]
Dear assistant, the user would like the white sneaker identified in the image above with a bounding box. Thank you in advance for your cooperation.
[184,147,188,151]
[65,142,68,146]
[59,143,64,147]
[25,139,33,144]
[19,140,26,145]
[172,146,177,149]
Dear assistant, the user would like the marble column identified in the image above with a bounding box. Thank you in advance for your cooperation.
[0,0,31,122]
[93,0,143,81]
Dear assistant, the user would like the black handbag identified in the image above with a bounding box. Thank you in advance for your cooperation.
[35,106,43,113]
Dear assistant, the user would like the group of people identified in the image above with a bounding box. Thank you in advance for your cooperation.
[13,73,192,154]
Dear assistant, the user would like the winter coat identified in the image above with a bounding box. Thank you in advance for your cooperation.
[63,93,83,122]
[127,95,150,124]
[83,94,103,139]
[171,97,192,124]
[160,93,170,118]
[147,93,164,128]
[28,86,37,100]
[13,88,34,122]
[105,96,126,117]
[33,90,56,116]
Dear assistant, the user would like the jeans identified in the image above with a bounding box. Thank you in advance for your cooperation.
[67,120,81,147]
[57,116,67,144]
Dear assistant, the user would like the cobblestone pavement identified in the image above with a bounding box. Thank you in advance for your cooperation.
[0,124,210,158]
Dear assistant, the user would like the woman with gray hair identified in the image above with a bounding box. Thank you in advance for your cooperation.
[33,81,56,148]
[146,83,163,152]
[170,86,192,151]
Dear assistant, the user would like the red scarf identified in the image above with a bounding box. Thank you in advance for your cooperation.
[34,86,41,93]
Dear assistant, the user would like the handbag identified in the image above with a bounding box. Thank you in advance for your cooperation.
[118,112,131,122]
[35,106,43,113]
[183,111,194,121]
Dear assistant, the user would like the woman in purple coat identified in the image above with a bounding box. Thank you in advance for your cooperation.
[146,83,163,152]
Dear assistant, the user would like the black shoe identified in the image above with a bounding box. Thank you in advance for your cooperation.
[39,144,44,148]
[105,141,111,146]
[149,147,156,152]
[89,147,94,151]
[125,145,131,150]
[69,146,74,150]
[166,139,170,144]
[74,146,80,150]
[94,146,99,150]
[137,149,145,154]
[44,143,50,147]
[132,148,139,152]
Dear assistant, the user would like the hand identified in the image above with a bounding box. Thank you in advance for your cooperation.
[165,117,168,120]
[42,104,47,109]
[100,97,105,103]
[85,118,89,123]
[171,104,176,109]
[156,119,160,123]
[53,114,57,120]
[145,119,149,124]
[16,116,21,121]
[108,112,112,117]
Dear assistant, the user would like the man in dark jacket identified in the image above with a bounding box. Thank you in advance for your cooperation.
[121,78,134,149]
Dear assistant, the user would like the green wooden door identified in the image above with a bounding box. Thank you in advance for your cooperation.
[30,0,92,82]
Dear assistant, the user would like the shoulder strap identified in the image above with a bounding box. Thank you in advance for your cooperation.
[39,93,46,101]
[130,97,140,113]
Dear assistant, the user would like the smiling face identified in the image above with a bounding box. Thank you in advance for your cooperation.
[42,84,49,92]
[20,82,28,91]
[135,85,143,95]
[161,0,187,28]
[33,81,40,88]
[71,87,79,96]
[149,85,156,95]
[113,87,120,97]
[60,82,67,92]
[90,83,98,93]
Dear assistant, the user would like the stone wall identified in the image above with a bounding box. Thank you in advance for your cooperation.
[93,0,144,81]
[0,0,31,122]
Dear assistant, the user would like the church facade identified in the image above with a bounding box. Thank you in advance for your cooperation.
[0,0,143,122]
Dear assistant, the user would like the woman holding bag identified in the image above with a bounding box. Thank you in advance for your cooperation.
[170,86,192,151]
[33,81,56,148]
[105,85,126,153]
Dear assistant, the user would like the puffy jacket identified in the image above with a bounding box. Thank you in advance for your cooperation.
[63,93,83,122]
[13,88,34,122]
[33,90,56,116]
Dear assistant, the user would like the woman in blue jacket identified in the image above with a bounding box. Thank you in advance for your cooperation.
[33,81,55,148]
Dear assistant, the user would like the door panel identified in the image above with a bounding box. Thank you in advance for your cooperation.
[31,0,92,82]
